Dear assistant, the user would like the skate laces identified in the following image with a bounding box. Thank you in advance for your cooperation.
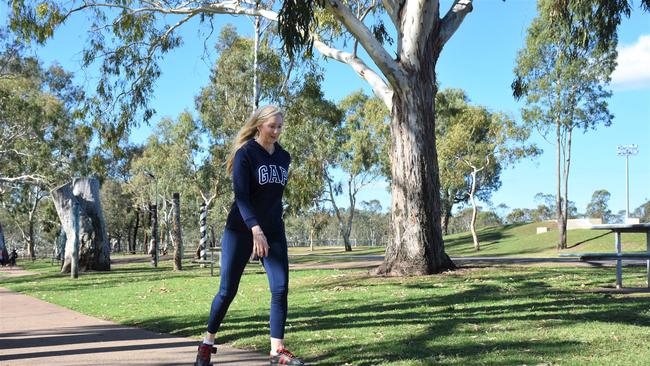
[277,348,296,359]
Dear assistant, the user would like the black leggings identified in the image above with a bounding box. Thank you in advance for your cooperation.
[206,229,289,339]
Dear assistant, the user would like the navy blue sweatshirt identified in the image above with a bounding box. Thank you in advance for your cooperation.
[225,139,291,234]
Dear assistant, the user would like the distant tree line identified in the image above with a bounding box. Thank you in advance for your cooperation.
[442,190,650,236]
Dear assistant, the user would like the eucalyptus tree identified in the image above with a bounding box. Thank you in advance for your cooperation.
[0,40,94,258]
[128,112,202,258]
[506,208,533,225]
[322,91,388,251]
[11,0,650,275]
[101,144,145,253]
[633,200,650,223]
[585,189,613,223]
[8,0,476,275]
[357,200,388,246]
[438,102,538,250]
[436,89,496,235]
[513,0,619,249]
[529,192,578,223]
[100,179,136,252]
[436,89,538,241]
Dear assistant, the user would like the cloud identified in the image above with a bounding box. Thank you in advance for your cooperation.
[611,34,650,91]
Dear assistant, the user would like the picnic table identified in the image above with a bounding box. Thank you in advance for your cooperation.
[191,246,221,277]
[560,223,650,288]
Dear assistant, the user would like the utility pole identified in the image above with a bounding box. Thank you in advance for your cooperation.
[616,144,638,222]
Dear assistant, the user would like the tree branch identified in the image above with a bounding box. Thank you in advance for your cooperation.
[353,0,377,58]
[313,38,393,110]
[439,0,473,46]
[0,149,32,158]
[0,175,48,185]
[322,0,405,90]
[59,1,279,23]
[381,0,402,25]
[400,0,439,66]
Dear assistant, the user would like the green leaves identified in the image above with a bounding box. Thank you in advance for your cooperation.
[585,189,613,222]
[0,45,92,190]
[514,0,617,137]
[278,0,316,59]
[436,88,539,215]
[336,90,389,177]
[282,75,343,215]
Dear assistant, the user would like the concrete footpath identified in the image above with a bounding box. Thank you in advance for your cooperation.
[0,269,268,366]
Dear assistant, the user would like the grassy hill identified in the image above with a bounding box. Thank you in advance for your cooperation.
[444,222,648,257]
[289,222,648,258]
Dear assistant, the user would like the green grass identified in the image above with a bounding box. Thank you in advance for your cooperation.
[444,222,648,257]
[6,257,650,366]
[287,223,648,260]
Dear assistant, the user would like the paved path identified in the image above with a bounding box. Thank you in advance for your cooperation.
[0,269,268,366]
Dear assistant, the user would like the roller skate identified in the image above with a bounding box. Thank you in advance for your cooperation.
[194,342,216,366]
[270,348,304,365]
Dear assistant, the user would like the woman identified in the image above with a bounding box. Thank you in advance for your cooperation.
[195,105,304,366]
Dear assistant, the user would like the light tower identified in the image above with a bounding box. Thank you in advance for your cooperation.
[616,144,638,222]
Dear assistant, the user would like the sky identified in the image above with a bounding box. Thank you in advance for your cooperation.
[2,1,649,217]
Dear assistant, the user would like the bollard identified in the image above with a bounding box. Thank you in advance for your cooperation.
[72,201,79,279]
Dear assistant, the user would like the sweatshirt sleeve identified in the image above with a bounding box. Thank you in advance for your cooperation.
[232,149,259,229]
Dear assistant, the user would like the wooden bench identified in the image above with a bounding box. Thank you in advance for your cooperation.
[560,223,650,288]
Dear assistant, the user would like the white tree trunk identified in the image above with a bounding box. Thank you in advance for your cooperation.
[374,78,455,275]
[252,13,261,109]
[469,171,480,251]
[51,178,111,273]
[556,123,567,249]
[561,126,573,248]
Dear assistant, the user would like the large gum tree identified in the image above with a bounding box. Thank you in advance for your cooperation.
[8,0,483,275]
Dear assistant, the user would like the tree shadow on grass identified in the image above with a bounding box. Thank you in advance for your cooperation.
[566,231,611,249]
[126,267,650,365]
[444,228,510,249]
[8,261,648,365]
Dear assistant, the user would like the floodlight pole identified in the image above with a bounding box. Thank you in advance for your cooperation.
[616,145,639,221]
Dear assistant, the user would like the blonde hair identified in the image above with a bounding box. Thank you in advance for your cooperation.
[226,105,284,175]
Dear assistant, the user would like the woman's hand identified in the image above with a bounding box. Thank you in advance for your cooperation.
[252,225,270,257]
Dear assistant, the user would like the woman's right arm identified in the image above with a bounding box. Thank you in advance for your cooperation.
[232,149,259,229]
[232,150,269,257]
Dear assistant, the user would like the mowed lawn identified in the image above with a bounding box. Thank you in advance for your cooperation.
[445,222,648,257]
[4,252,650,366]
[287,222,649,258]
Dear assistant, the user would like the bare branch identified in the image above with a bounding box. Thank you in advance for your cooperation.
[0,175,48,185]
[381,0,401,25]
[353,0,377,58]
[322,0,405,90]
[0,149,32,158]
[313,38,393,110]
[58,1,278,23]
[440,0,473,46]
